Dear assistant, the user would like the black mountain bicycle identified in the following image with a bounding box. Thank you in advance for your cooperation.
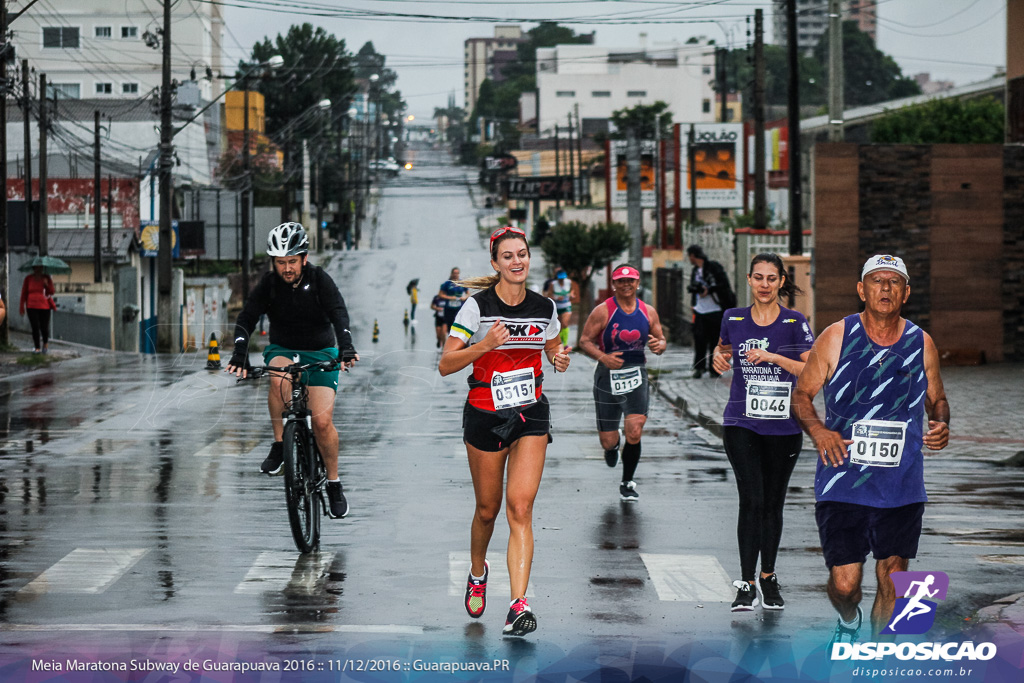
[244,359,339,553]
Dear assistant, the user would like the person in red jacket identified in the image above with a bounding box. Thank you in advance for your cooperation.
[20,265,55,353]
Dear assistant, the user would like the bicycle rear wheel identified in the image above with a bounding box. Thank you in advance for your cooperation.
[282,421,320,553]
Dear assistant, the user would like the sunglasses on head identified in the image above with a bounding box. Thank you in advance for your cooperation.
[489,225,526,248]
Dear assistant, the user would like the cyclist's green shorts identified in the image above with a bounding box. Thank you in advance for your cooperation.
[263,344,340,391]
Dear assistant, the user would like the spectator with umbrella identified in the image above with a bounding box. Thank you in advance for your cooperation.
[18,255,69,354]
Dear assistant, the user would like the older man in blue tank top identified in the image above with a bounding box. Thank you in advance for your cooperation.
[793,255,950,646]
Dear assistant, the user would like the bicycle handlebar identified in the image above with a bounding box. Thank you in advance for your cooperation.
[237,359,341,382]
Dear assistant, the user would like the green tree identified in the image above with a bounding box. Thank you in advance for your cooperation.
[540,221,630,339]
[814,21,920,107]
[249,24,355,137]
[870,96,1004,143]
[723,22,919,117]
[608,101,673,140]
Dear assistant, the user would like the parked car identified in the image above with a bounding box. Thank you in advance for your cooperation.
[368,159,401,177]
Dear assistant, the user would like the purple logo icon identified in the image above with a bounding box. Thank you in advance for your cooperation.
[883,571,949,634]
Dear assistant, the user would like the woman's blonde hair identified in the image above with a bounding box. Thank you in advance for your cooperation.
[457,231,530,290]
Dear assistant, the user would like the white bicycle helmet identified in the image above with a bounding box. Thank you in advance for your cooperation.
[267,222,309,257]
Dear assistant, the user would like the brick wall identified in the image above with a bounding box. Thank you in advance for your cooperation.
[814,143,1023,362]
[1005,146,1024,360]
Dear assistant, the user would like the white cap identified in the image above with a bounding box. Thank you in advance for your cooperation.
[862,254,909,283]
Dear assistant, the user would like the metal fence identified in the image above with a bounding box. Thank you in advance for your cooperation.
[676,223,814,316]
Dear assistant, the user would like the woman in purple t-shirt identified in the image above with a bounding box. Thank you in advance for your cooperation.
[712,253,815,613]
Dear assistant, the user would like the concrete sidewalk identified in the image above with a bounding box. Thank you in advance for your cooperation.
[649,342,1024,641]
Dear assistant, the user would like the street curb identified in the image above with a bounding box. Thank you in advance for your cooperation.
[651,379,724,438]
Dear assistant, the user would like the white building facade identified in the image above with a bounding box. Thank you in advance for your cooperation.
[8,0,225,102]
[536,43,717,135]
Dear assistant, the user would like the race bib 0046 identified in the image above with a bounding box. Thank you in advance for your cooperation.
[744,380,791,419]
[610,366,643,396]
[850,419,906,468]
[491,368,537,410]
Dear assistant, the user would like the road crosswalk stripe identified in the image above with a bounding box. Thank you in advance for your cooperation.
[18,548,149,596]
[194,436,263,458]
[448,551,531,598]
[640,553,733,602]
[234,551,335,594]
[0,623,424,634]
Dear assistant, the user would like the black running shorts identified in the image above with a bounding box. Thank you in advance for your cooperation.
[815,501,925,568]
[593,364,649,432]
[462,394,552,452]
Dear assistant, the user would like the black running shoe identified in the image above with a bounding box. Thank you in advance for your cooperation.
[731,580,759,612]
[261,441,284,475]
[619,480,639,501]
[758,574,785,610]
[325,481,349,518]
[502,598,537,636]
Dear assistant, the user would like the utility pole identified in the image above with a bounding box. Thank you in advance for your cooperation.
[553,124,560,212]
[0,0,8,346]
[688,123,697,225]
[828,0,845,142]
[157,0,174,352]
[94,110,101,283]
[786,0,803,255]
[37,72,46,255]
[107,172,112,251]
[625,126,642,270]
[717,47,728,123]
[241,86,251,300]
[313,158,321,253]
[566,113,575,205]
[754,9,767,230]
[21,59,32,247]
[574,104,585,204]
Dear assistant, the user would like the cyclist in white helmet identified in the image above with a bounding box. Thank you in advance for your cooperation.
[226,222,359,519]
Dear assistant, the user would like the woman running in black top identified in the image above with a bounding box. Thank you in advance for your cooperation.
[439,226,570,637]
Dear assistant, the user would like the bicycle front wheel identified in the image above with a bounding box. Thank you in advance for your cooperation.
[282,421,319,553]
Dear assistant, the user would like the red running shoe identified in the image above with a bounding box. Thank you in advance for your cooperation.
[464,560,488,618]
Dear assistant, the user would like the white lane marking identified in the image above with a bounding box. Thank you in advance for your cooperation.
[0,624,424,634]
[640,553,733,602]
[448,551,531,598]
[194,436,263,458]
[234,551,335,594]
[19,548,149,596]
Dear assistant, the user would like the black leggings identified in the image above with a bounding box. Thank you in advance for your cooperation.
[27,308,51,349]
[723,426,802,581]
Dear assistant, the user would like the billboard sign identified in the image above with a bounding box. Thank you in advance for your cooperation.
[610,139,657,209]
[681,123,744,209]
[140,220,180,258]
[505,175,574,201]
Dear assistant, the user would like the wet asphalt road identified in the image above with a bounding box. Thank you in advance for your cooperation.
[0,147,1022,678]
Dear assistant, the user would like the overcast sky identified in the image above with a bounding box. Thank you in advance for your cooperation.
[220,0,1007,119]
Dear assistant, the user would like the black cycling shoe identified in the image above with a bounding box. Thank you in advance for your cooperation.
[261,441,284,475]
[325,481,349,518]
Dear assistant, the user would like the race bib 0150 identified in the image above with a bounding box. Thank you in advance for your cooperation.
[850,419,906,468]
